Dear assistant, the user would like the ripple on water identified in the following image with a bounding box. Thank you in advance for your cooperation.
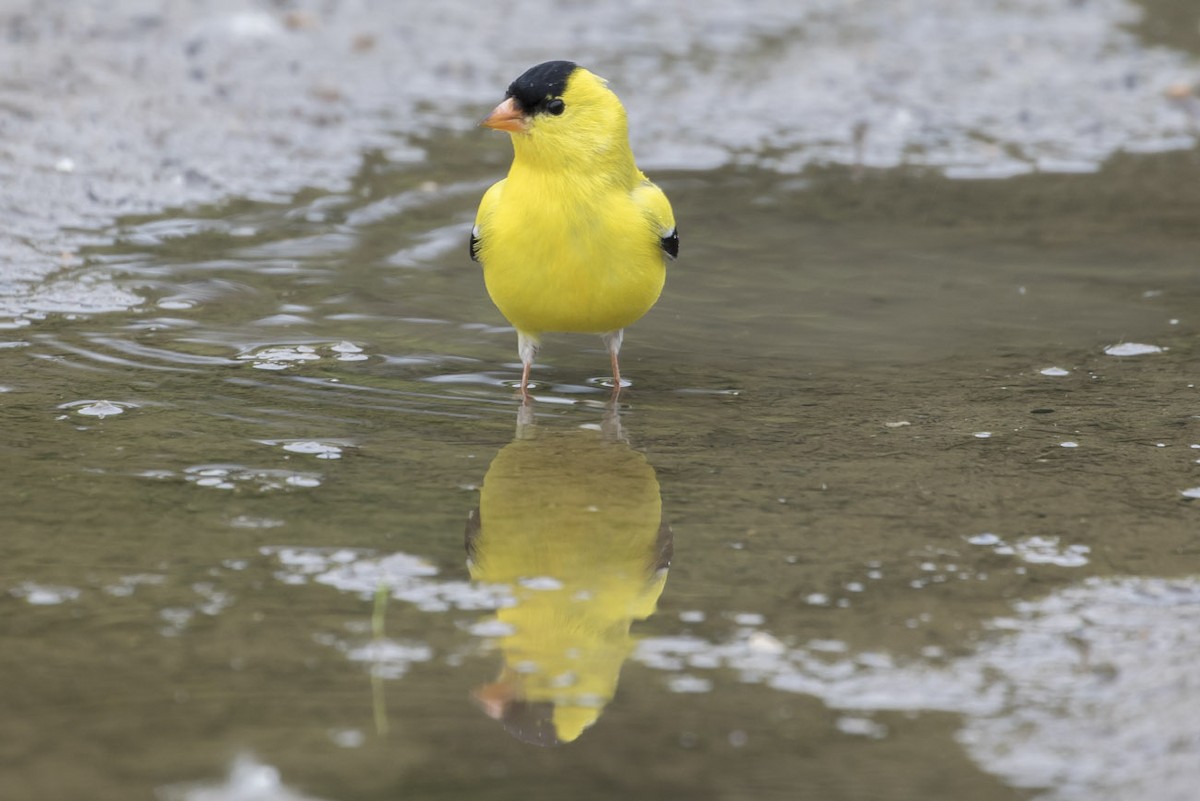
[255,440,349,460]
[263,547,509,612]
[58,399,137,418]
[672,387,741,397]
[236,344,321,370]
[1104,343,1163,357]
[10,582,82,605]
[667,674,714,694]
[423,371,523,387]
[342,640,434,680]
[330,341,368,361]
[965,532,1090,567]
[584,376,631,390]
[388,223,469,268]
[254,314,313,327]
[282,441,342,459]
[102,573,165,598]
[181,464,323,491]
[228,515,286,529]
[156,755,323,801]
[467,619,517,638]
[835,716,889,739]
[233,340,377,370]
[156,299,196,311]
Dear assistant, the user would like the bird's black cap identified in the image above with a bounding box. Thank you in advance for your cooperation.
[506,60,577,113]
[499,700,564,747]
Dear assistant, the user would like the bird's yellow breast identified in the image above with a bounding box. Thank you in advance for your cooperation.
[478,172,665,335]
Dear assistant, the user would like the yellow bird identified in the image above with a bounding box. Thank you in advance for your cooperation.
[465,414,672,745]
[472,60,678,399]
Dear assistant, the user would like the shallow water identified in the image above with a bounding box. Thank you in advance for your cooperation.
[4,124,1200,800]
[5,1,1200,797]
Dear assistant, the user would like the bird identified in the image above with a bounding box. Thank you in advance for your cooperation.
[465,409,672,745]
[471,60,678,400]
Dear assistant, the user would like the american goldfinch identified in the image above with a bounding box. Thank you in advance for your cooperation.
[471,60,678,399]
[465,415,672,745]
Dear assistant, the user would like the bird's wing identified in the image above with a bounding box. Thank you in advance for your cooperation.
[632,178,678,260]
[470,179,506,264]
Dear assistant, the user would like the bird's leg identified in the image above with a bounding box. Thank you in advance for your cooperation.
[600,401,627,443]
[519,365,531,404]
[601,329,624,396]
[515,400,536,434]
[517,331,540,403]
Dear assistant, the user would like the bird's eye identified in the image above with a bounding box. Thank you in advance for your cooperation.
[546,98,565,115]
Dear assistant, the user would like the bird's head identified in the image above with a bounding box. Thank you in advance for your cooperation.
[482,60,632,173]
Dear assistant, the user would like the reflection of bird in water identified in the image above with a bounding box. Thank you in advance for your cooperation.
[465,408,671,745]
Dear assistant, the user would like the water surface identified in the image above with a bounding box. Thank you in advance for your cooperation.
[4,129,1200,800]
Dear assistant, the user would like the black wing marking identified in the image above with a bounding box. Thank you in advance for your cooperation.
[469,225,481,263]
[464,507,480,564]
[660,226,679,260]
[652,521,674,572]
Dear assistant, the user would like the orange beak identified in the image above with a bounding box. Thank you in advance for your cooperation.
[481,97,529,133]
[472,681,517,720]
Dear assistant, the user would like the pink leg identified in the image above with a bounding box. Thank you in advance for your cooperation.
[517,331,539,404]
[519,361,532,403]
[602,329,624,398]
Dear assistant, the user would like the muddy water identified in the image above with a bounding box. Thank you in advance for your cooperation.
[3,127,1199,800]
